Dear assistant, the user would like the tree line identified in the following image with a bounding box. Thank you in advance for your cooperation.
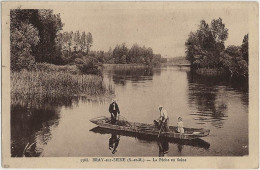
[11,9,163,73]
[185,18,248,78]
[103,43,162,66]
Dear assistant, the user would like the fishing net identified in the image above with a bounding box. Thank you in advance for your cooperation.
[115,115,132,127]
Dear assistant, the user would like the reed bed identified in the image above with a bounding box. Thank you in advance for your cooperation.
[11,64,114,105]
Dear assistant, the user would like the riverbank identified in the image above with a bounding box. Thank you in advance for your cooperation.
[103,63,152,68]
[195,68,225,76]
[11,63,114,105]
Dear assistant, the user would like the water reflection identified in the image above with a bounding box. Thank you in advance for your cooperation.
[109,134,120,154]
[157,139,169,157]
[90,127,210,155]
[11,103,60,157]
[11,94,108,157]
[105,66,160,85]
[186,72,248,128]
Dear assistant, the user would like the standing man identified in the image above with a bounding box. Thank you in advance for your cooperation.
[109,99,120,124]
[158,105,169,132]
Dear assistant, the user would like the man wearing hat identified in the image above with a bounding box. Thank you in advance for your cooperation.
[109,99,120,124]
[157,105,169,132]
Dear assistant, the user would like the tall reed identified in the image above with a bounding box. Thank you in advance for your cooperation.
[11,63,114,105]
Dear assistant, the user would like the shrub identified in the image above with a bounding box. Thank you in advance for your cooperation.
[75,56,102,76]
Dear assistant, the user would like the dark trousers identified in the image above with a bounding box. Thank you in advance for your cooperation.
[161,118,169,132]
[154,118,169,132]
[110,111,117,124]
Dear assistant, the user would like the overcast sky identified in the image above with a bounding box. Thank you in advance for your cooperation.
[54,5,248,58]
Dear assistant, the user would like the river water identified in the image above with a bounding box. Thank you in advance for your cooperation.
[11,65,248,157]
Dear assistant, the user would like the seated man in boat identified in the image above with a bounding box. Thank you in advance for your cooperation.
[154,105,169,132]
[109,99,120,124]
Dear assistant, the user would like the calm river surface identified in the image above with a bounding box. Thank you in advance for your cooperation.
[11,65,248,157]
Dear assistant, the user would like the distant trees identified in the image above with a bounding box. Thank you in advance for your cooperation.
[105,43,161,66]
[86,32,93,55]
[185,17,248,78]
[113,43,128,64]
[56,31,94,64]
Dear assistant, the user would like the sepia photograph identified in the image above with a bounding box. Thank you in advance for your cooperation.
[2,1,259,168]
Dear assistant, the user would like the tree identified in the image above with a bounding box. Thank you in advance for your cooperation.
[33,9,64,64]
[11,9,64,65]
[107,43,160,66]
[104,47,113,63]
[120,55,127,64]
[185,18,228,69]
[10,10,40,71]
[73,31,81,52]
[80,32,87,52]
[144,47,153,65]
[211,18,229,43]
[152,54,162,66]
[86,32,93,55]
[128,44,140,63]
[241,34,248,63]
[220,45,248,77]
[113,43,128,64]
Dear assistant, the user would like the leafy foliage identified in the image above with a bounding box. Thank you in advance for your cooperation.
[75,56,102,76]
[185,17,248,78]
[241,34,248,63]
[104,43,160,66]
[10,9,64,71]
[10,22,39,71]
[56,31,94,64]
[185,18,228,69]
[34,10,63,64]
[220,45,248,77]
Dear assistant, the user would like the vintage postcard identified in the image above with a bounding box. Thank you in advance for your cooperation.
[1,1,259,169]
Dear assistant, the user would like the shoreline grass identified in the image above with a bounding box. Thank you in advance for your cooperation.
[11,63,114,106]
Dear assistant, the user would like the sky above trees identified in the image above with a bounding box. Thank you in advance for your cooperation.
[53,4,248,58]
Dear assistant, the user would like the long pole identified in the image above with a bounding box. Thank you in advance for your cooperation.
[157,122,164,138]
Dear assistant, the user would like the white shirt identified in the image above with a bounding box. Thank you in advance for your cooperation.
[177,121,184,133]
[160,108,168,120]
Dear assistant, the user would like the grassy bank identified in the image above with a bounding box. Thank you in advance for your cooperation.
[11,63,114,105]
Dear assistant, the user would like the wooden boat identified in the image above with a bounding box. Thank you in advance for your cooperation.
[90,116,210,140]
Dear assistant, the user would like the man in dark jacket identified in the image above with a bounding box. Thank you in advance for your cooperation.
[109,99,120,124]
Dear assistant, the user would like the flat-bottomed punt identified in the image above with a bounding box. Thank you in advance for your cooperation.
[90,116,210,140]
